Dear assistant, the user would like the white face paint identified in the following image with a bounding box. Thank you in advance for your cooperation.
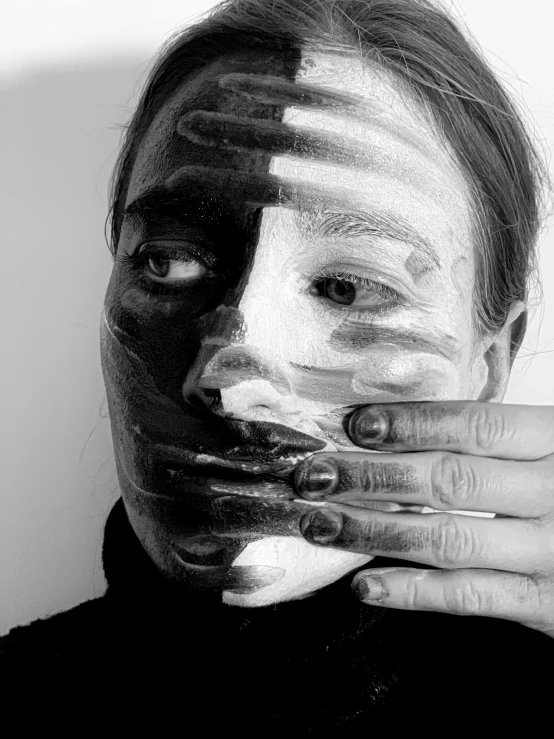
[198,52,483,605]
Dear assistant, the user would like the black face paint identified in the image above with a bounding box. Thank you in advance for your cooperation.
[102,48,320,597]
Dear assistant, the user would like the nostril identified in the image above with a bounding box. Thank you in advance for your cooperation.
[182,344,292,416]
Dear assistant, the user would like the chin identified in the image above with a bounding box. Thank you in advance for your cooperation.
[222,535,373,607]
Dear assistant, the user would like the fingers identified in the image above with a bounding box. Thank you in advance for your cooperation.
[299,505,545,574]
[351,567,549,631]
[293,451,554,517]
[347,401,554,460]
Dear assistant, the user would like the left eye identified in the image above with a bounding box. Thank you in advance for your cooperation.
[314,276,399,307]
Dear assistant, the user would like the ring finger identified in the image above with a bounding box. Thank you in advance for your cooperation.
[298,503,545,574]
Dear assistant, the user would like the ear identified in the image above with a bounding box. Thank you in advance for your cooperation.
[474,301,527,403]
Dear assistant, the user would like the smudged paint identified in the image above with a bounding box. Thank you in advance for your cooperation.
[404,247,438,282]
[197,344,293,395]
[171,554,285,594]
[224,564,286,593]
[329,323,458,358]
[219,72,362,109]
[176,110,445,195]
[218,73,441,161]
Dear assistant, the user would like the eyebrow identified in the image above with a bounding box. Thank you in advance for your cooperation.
[122,170,441,275]
[122,188,238,236]
[296,205,441,273]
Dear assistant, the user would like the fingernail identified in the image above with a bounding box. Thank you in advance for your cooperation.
[294,458,339,500]
[349,408,389,446]
[300,509,343,545]
[352,575,384,601]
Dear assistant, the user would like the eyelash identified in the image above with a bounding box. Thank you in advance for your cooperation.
[116,243,216,290]
[312,270,406,314]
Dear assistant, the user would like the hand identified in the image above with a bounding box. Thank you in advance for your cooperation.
[293,401,554,637]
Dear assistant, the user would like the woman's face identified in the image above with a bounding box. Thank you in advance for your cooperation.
[101,48,489,606]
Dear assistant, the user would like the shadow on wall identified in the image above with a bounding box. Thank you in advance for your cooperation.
[1,58,149,635]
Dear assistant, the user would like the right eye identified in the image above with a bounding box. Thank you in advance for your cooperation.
[143,252,208,284]
[119,240,214,288]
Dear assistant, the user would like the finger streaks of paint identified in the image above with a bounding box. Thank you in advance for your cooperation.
[218,73,437,160]
[219,72,361,109]
[176,110,441,194]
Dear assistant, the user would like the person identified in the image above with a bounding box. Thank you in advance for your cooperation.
[2,0,553,730]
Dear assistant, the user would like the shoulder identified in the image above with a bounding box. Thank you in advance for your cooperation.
[1,596,112,672]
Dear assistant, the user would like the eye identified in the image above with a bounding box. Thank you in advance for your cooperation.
[145,253,207,283]
[314,274,401,309]
[118,240,214,287]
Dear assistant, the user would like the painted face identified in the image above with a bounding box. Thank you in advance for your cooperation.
[101,48,484,606]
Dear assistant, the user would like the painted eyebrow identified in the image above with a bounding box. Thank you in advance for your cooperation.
[122,189,233,230]
[296,205,441,273]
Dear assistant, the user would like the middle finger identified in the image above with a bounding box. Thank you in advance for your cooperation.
[293,451,554,518]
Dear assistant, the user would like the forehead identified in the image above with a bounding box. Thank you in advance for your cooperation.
[127,48,467,194]
[125,46,473,275]
[126,49,298,206]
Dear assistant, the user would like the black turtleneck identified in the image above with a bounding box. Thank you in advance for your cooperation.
[2,498,552,732]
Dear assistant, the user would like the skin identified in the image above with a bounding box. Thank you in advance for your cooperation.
[102,46,553,626]
[296,402,554,639]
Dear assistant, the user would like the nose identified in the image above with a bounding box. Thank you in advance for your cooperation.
[182,305,293,419]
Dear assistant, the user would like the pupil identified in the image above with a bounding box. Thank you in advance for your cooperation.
[148,256,169,278]
[325,278,355,305]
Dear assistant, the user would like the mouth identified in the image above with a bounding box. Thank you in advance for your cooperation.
[149,409,360,487]
[153,442,301,502]
[143,409,329,473]
[151,436,418,515]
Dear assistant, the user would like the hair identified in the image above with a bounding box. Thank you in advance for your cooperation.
[107,0,548,337]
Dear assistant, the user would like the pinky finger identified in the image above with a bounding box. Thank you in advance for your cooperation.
[351,567,547,630]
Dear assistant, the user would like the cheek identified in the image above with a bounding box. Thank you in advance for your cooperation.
[350,349,465,400]
[222,536,372,607]
[103,273,208,392]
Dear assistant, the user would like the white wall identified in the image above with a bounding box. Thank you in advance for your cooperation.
[1,0,553,635]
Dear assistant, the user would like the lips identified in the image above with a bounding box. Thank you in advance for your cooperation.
[136,397,328,462]
[122,406,329,508]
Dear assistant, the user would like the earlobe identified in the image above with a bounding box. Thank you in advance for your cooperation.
[476,301,527,403]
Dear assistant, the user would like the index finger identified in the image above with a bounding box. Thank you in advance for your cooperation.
[347,401,554,460]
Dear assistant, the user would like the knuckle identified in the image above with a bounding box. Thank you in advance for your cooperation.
[430,452,477,509]
[404,574,429,610]
[512,575,541,608]
[445,578,491,616]
[432,517,483,567]
[504,575,548,628]
[466,406,512,451]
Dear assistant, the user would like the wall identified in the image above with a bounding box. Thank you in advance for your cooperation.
[1,0,553,635]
